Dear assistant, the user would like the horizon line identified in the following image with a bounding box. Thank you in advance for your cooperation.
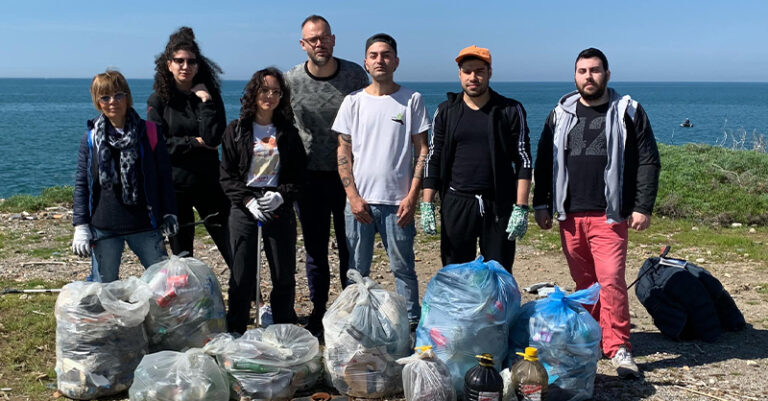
[1,77,767,84]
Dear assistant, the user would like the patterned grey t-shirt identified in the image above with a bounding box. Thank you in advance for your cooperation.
[286,58,368,171]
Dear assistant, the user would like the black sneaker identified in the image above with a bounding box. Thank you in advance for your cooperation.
[304,309,325,337]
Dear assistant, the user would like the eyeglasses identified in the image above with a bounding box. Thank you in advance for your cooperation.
[172,57,198,66]
[301,34,332,46]
[98,92,127,104]
[258,88,283,98]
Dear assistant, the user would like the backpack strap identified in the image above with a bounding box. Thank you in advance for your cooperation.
[145,121,158,150]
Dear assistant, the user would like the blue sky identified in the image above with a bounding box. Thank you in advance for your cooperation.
[1,0,766,81]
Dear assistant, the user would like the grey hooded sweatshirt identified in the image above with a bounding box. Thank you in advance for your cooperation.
[533,88,661,223]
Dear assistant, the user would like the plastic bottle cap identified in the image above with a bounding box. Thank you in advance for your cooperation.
[516,346,539,361]
[415,345,432,353]
[475,353,495,367]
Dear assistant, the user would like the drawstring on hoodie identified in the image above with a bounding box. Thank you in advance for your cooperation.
[475,194,486,217]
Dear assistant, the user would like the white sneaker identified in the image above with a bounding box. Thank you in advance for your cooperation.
[611,346,640,378]
[258,304,273,327]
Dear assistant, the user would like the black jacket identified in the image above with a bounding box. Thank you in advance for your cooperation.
[73,116,176,229]
[220,118,307,208]
[533,102,660,219]
[635,256,746,342]
[423,89,533,217]
[147,89,226,189]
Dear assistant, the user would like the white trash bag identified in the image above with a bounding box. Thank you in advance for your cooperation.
[55,277,152,400]
[203,324,322,400]
[323,269,410,398]
[396,346,457,401]
[141,255,226,351]
[129,349,229,401]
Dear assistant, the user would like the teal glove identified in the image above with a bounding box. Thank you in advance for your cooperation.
[506,205,529,240]
[420,202,437,235]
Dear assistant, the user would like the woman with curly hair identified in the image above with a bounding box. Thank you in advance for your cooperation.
[147,26,232,267]
[220,67,307,333]
[73,69,177,282]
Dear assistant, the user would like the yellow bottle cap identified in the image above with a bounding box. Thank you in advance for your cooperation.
[415,345,432,354]
[475,353,495,367]
[516,346,539,361]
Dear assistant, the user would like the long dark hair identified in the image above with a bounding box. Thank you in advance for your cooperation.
[152,27,223,103]
[240,67,295,128]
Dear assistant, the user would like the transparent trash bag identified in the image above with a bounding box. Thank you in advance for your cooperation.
[55,277,152,400]
[203,325,322,400]
[129,349,229,401]
[396,346,457,401]
[509,284,602,401]
[141,255,226,351]
[323,269,410,398]
[415,256,521,395]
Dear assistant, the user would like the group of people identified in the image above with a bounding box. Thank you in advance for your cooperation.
[71,15,661,379]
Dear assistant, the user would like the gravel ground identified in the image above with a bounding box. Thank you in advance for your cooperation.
[1,209,767,400]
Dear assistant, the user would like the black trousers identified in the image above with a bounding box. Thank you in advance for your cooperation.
[440,189,516,271]
[227,204,297,334]
[295,171,349,313]
[170,182,233,268]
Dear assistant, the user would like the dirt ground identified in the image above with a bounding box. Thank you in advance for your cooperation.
[1,209,767,401]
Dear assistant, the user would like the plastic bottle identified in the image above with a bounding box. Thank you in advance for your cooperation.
[464,353,502,401]
[510,347,548,401]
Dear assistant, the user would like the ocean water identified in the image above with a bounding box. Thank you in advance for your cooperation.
[1,79,766,198]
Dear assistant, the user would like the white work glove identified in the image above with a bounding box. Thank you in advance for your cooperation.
[257,191,284,212]
[72,224,92,257]
[161,214,179,237]
[246,198,274,223]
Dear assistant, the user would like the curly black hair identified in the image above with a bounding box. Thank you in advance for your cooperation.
[240,67,295,129]
[152,27,223,103]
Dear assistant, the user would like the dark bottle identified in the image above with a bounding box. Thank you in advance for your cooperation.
[511,347,548,401]
[464,353,502,401]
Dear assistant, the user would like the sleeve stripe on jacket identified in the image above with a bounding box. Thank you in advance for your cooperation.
[515,104,532,169]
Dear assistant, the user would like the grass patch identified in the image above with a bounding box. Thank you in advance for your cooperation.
[655,144,768,225]
[0,186,73,213]
[0,280,68,399]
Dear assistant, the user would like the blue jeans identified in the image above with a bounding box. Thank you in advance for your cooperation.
[88,227,168,282]
[345,203,420,322]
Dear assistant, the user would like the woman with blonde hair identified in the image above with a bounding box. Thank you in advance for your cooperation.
[72,69,177,282]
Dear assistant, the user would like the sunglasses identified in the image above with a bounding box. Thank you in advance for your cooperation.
[258,88,283,98]
[172,57,198,66]
[98,92,127,104]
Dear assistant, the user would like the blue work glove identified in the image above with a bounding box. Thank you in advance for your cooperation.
[420,202,437,235]
[161,214,179,237]
[506,205,529,240]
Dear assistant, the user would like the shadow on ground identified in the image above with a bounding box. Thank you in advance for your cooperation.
[631,324,768,371]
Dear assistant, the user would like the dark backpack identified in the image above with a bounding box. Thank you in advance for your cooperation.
[633,247,746,342]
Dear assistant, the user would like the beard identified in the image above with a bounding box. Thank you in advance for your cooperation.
[463,84,488,98]
[309,51,332,67]
[577,80,607,101]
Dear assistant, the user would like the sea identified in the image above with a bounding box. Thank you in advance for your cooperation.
[1,79,767,198]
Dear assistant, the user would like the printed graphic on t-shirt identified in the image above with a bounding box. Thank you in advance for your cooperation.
[569,115,606,156]
[246,124,280,188]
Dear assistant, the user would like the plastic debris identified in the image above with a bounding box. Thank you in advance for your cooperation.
[129,348,229,401]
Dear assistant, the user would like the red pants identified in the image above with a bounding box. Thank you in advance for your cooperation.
[559,211,630,357]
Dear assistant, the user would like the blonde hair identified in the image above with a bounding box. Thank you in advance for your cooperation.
[90,69,133,111]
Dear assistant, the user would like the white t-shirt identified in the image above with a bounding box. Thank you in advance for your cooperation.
[332,87,431,205]
[246,122,280,188]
